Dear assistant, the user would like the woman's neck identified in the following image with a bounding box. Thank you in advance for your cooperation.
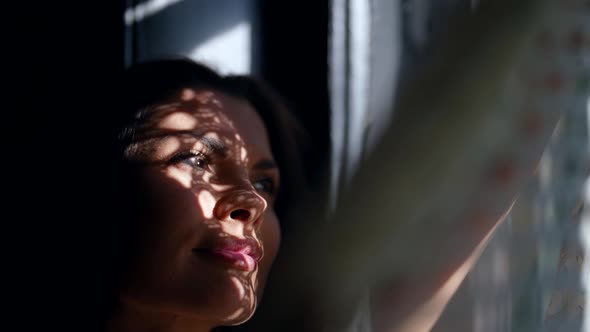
[108,300,213,332]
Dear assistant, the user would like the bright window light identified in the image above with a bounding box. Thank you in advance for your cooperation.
[189,22,251,75]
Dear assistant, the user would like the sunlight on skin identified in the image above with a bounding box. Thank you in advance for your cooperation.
[224,276,251,321]
[204,132,221,141]
[233,268,258,306]
[155,99,269,242]
[125,137,182,165]
[166,166,193,189]
[226,308,246,321]
[197,190,216,219]
[157,112,199,131]
[113,88,281,332]
[210,183,234,192]
[231,276,246,299]
[201,172,213,183]
[240,147,248,163]
[181,88,196,101]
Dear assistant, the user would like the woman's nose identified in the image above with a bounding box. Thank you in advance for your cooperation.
[214,186,268,227]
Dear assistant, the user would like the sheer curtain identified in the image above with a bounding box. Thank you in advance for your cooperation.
[328,0,590,331]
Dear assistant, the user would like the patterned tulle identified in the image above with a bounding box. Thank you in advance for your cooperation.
[443,1,589,330]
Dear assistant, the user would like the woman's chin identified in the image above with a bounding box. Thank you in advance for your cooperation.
[218,305,257,326]
[214,287,258,325]
[193,274,258,326]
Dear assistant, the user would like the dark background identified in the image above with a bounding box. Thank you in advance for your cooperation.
[5,1,330,331]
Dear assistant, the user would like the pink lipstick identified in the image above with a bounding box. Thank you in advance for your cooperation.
[194,237,263,272]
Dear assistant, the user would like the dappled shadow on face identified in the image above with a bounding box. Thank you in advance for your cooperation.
[222,268,260,322]
[126,88,251,169]
[121,88,271,324]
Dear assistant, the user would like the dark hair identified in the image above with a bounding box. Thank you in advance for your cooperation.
[99,58,309,330]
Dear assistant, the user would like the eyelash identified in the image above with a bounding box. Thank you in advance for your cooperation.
[169,150,211,172]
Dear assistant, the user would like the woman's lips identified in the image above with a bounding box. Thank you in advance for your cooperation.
[193,237,263,272]
[209,248,257,271]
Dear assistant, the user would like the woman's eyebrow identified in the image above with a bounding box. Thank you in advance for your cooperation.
[195,135,228,156]
[137,130,228,157]
[253,159,278,171]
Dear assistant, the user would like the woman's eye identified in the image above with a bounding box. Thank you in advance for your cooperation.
[186,156,207,169]
[253,178,275,196]
[170,152,209,171]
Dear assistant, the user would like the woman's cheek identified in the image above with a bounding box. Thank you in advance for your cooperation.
[165,166,193,189]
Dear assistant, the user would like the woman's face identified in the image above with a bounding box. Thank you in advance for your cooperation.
[120,88,281,327]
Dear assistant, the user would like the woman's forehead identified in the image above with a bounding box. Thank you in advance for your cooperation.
[146,88,273,159]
